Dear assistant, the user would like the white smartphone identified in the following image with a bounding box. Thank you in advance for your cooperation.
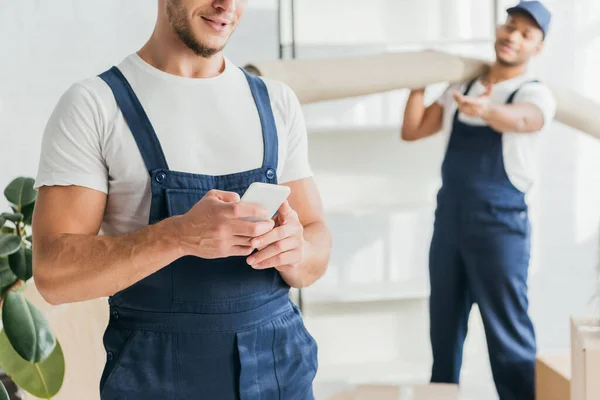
[239,182,291,222]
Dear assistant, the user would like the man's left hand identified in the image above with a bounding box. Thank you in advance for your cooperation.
[453,83,493,118]
[246,200,305,270]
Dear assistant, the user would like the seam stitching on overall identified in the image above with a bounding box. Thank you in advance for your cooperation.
[174,333,181,399]
[271,320,282,400]
[100,329,137,397]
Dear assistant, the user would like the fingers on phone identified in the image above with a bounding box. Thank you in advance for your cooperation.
[247,237,295,266]
[228,202,269,220]
[251,223,298,249]
[231,219,274,237]
[278,200,292,215]
[209,189,240,203]
[229,246,255,257]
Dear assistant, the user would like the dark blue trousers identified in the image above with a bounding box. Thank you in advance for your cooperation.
[429,194,536,400]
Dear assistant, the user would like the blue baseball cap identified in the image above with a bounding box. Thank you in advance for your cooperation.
[506,1,551,38]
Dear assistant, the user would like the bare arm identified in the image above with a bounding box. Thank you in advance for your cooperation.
[33,185,274,305]
[401,89,444,141]
[481,103,545,133]
[246,177,332,288]
[32,186,181,304]
[453,88,547,133]
[281,177,331,287]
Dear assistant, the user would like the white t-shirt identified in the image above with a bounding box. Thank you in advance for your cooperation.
[436,73,556,193]
[34,53,312,236]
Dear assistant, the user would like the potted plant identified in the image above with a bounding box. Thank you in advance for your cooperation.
[0,177,65,400]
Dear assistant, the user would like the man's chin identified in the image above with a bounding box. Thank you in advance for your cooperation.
[183,36,227,58]
[192,34,229,56]
[200,43,226,58]
[496,55,518,67]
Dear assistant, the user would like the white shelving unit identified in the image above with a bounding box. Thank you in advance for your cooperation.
[297,202,437,308]
[275,0,502,311]
[303,281,430,306]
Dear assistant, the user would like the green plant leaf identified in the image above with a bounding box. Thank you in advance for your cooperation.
[0,226,16,235]
[0,330,64,398]
[2,291,56,363]
[0,217,5,228]
[0,227,15,235]
[0,380,8,400]
[0,235,21,257]
[1,213,23,223]
[21,202,35,226]
[8,247,32,281]
[4,178,37,209]
[0,257,19,297]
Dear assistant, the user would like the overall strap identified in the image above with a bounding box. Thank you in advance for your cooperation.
[99,67,169,172]
[463,78,478,95]
[506,80,540,104]
[241,69,279,171]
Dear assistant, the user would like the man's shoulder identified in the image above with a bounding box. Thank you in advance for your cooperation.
[512,78,555,103]
[260,77,297,102]
[498,73,550,94]
[64,54,137,110]
[227,60,300,111]
[253,76,302,117]
[518,78,552,93]
[46,71,120,143]
[58,73,116,112]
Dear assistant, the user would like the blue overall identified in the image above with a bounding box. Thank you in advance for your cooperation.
[96,66,318,400]
[429,79,537,399]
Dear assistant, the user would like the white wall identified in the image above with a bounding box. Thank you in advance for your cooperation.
[2,0,600,397]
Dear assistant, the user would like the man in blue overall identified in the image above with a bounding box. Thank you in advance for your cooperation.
[31,0,331,399]
[402,2,556,399]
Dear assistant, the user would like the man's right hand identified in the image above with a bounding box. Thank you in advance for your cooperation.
[172,190,275,259]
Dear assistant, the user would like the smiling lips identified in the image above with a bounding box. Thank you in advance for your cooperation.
[499,41,517,54]
[201,16,230,33]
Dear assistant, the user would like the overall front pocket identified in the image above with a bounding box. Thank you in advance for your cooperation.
[100,327,178,399]
[237,309,319,400]
[165,188,209,217]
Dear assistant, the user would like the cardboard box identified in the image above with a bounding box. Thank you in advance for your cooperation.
[536,354,570,400]
[315,382,458,400]
[571,317,600,400]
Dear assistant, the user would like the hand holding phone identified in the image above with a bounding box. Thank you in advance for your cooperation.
[239,182,291,222]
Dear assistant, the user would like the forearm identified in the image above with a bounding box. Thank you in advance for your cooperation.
[401,90,426,140]
[482,103,544,133]
[34,217,183,305]
[402,90,443,141]
[279,221,331,288]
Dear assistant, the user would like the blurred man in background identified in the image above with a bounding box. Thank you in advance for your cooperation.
[401,1,556,399]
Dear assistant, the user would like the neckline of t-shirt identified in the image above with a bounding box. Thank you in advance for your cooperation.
[470,71,536,92]
[127,52,235,85]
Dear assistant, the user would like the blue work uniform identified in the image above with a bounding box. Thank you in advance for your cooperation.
[96,66,318,400]
[429,79,537,399]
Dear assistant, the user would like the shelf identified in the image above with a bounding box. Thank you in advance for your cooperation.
[281,38,494,49]
[314,358,431,388]
[302,282,430,306]
[307,125,400,136]
[322,202,436,214]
